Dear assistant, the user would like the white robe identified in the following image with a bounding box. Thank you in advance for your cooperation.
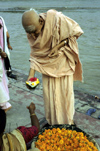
[0,17,10,104]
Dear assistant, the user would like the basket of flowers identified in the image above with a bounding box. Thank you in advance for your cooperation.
[31,124,100,151]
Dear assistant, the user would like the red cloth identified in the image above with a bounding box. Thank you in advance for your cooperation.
[0,126,38,150]
[17,126,38,144]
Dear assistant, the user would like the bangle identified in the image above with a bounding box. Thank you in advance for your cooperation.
[64,40,67,46]
[30,113,36,116]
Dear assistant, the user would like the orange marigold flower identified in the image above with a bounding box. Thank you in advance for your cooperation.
[35,128,98,151]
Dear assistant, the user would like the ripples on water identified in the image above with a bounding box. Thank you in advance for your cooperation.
[0,0,100,96]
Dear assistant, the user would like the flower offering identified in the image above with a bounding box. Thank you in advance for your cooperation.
[26,77,40,88]
[35,128,98,151]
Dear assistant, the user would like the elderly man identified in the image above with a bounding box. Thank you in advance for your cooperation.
[22,9,83,125]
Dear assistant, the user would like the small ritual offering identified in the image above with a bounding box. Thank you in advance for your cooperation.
[26,77,40,89]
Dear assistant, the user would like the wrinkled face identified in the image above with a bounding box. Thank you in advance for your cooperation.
[22,10,44,39]
[24,21,42,39]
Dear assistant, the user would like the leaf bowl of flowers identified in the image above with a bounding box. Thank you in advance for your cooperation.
[32,124,100,151]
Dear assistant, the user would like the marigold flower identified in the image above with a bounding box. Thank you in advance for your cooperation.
[35,128,98,151]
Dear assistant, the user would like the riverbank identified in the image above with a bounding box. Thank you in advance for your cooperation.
[5,69,100,147]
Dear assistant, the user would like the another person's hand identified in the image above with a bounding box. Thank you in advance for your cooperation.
[48,47,58,58]
[0,51,7,58]
[8,44,13,50]
[27,102,36,114]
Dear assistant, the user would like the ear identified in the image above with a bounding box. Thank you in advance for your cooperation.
[39,16,44,25]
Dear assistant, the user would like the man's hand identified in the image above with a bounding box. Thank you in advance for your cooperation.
[25,82,33,90]
[26,75,34,89]
[25,68,35,89]
[48,47,58,58]
[48,39,68,58]
[26,75,33,82]
[27,102,36,114]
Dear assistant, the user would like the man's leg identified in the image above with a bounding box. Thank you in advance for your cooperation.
[42,74,74,125]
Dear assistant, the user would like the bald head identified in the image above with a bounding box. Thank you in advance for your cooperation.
[22,9,44,37]
[22,9,40,33]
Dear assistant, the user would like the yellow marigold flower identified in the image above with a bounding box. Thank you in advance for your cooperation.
[58,147,61,150]
[59,139,64,144]
[38,134,44,139]
[35,128,98,151]
[56,128,60,131]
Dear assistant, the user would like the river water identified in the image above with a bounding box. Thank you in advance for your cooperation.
[0,0,100,97]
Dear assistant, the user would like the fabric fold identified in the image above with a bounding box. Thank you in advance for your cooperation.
[2,129,27,151]
[28,9,83,81]
[26,9,84,125]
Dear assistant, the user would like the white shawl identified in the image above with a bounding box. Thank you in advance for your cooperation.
[0,16,10,80]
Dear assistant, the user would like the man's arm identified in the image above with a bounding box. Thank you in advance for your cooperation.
[27,68,35,81]
[48,39,68,57]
